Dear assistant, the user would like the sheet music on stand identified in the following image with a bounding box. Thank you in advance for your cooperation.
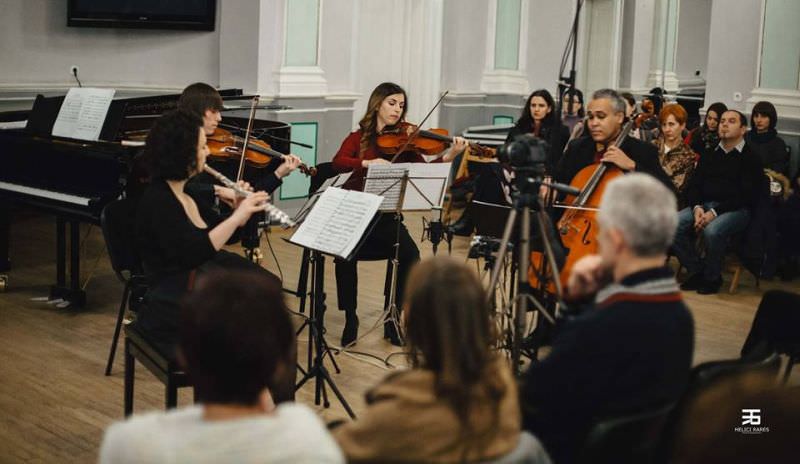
[51,88,116,141]
[293,172,352,224]
[364,162,451,211]
[289,187,383,260]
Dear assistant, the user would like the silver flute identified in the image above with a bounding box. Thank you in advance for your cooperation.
[203,165,296,228]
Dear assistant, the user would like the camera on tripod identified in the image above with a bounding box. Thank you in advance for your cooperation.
[498,134,549,182]
[468,235,513,260]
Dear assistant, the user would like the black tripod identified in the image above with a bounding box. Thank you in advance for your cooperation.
[294,249,355,419]
[486,136,578,373]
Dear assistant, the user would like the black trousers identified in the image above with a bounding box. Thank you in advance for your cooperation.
[741,290,800,359]
[335,213,420,314]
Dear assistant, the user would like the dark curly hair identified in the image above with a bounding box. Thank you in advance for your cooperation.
[180,269,294,405]
[144,110,203,181]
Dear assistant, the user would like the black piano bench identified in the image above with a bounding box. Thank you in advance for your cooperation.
[123,323,193,417]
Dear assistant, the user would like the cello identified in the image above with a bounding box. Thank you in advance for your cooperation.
[529,117,637,293]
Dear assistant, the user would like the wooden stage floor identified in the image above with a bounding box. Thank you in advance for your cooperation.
[0,209,797,462]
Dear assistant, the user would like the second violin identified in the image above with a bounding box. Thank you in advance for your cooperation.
[207,128,317,177]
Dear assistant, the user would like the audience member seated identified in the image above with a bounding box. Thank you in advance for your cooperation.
[99,270,343,464]
[520,174,694,464]
[686,102,727,155]
[561,87,586,141]
[777,173,800,279]
[652,103,698,203]
[449,89,569,235]
[673,110,762,294]
[334,256,533,463]
[620,92,642,140]
[554,88,674,196]
[746,100,790,177]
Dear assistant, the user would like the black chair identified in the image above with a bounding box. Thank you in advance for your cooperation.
[123,323,192,416]
[655,352,780,462]
[100,198,148,375]
[577,402,676,464]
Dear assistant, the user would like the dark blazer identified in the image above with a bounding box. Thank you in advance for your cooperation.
[555,135,675,194]
[520,267,694,463]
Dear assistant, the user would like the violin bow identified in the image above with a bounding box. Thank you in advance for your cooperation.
[236,95,260,182]
[389,90,450,164]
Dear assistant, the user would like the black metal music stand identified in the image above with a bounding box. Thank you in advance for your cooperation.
[363,167,450,343]
[292,203,381,419]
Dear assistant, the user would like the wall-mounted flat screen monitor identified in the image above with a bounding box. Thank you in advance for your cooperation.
[67,0,216,31]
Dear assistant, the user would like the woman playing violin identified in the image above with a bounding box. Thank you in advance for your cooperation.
[178,82,303,195]
[331,82,467,346]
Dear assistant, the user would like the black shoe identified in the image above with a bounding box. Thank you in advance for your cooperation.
[383,322,404,347]
[680,272,705,291]
[341,312,359,347]
[697,278,722,295]
[447,211,474,237]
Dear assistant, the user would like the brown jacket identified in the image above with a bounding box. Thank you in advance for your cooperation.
[333,357,521,463]
[654,137,698,194]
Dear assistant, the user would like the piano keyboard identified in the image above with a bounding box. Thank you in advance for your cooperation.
[0,181,92,206]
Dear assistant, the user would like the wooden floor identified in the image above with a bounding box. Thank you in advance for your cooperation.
[0,209,798,463]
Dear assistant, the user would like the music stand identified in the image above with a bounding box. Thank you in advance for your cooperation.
[362,163,451,343]
[289,187,384,418]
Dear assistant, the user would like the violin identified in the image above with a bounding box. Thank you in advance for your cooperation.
[207,128,317,177]
[376,122,495,159]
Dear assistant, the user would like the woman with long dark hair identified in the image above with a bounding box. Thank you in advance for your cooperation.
[333,257,532,463]
[687,101,727,155]
[506,89,570,171]
[449,89,570,235]
[332,82,466,346]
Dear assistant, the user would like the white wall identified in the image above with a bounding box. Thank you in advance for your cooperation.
[0,0,220,90]
[527,0,575,95]
[674,0,712,87]
[704,0,762,110]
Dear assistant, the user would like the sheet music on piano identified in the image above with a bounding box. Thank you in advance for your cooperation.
[51,88,115,141]
[289,187,383,260]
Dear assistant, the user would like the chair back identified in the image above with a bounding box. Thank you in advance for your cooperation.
[654,352,780,463]
[578,402,675,464]
[309,161,337,195]
[101,198,143,282]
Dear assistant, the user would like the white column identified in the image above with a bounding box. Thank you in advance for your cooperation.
[646,0,680,92]
[399,0,445,125]
[480,0,530,95]
[219,0,284,96]
[277,0,328,96]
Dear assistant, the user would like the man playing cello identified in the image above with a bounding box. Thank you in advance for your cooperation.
[554,88,673,192]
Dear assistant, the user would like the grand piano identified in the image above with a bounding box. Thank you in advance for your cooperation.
[0,90,291,307]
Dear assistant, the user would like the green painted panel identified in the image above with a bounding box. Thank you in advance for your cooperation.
[279,122,317,200]
[493,115,514,125]
[285,0,319,67]
[494,0,521,70]
[760,0,800,89]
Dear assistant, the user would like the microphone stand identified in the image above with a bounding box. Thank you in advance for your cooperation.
[557,0,584,119]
